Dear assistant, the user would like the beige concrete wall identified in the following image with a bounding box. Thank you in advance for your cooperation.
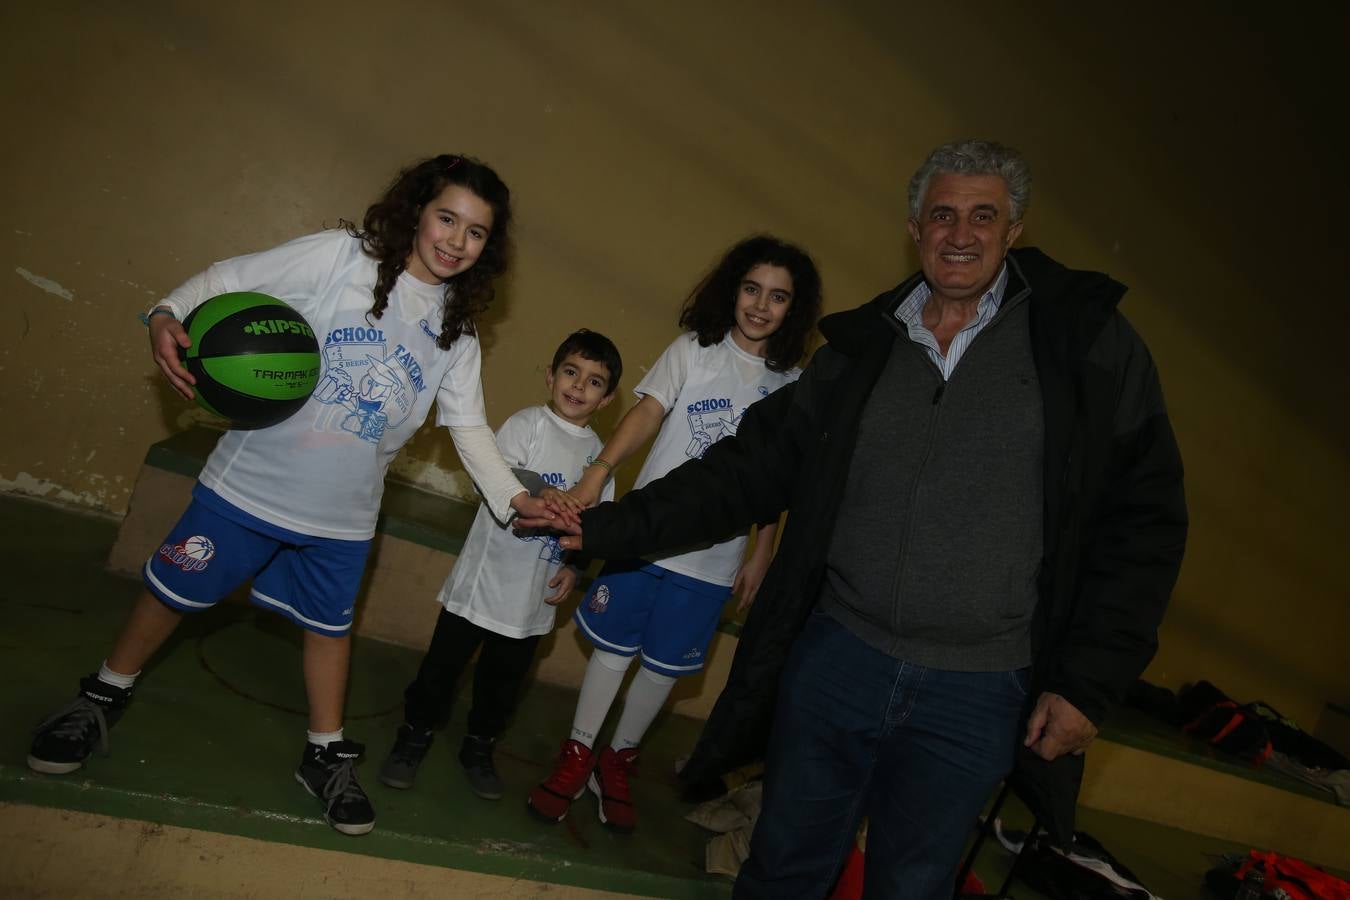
[3,4,1346,727]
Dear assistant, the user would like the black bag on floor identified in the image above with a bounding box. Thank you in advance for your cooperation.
[998,827,1159,899]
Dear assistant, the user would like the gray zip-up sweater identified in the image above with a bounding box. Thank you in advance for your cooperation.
[820,291,1044,670]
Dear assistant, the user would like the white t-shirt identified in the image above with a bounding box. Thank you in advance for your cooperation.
[439,405,614,638]
[632,333,800,585]
[160,230,503,541]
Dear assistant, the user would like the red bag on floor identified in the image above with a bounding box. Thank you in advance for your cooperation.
[1207,850,1350,900]
[1239,851,1350,900]
[827,846,985,899]
[828,846,865,899]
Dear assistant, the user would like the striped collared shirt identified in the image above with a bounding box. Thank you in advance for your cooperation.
[894,264,1010,381]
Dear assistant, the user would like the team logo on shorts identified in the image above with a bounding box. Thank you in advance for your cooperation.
[588,584,611,614]
[158,534,215,573]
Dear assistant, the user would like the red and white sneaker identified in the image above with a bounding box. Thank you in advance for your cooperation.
[589,746,639,832]
[526,739,594,823]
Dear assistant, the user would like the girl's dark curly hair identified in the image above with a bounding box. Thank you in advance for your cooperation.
[347,154,512,350]
[678,235,823,372]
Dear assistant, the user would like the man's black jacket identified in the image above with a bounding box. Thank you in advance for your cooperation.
[578,247,1188,840]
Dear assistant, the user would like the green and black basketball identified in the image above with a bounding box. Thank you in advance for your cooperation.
[179,292,322,429]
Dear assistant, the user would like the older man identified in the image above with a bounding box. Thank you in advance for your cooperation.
[543,140,1186,898]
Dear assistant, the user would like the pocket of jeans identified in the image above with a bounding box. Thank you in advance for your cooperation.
[1008,667,1031,698]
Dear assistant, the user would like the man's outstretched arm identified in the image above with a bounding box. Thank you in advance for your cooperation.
[533,377,811,561]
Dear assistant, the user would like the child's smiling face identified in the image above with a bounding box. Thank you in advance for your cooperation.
[730,263,794,356]
[405,183,494,284]
[547,352,614,426]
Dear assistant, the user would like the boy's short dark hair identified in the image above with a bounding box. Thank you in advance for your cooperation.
[551,329,622,397]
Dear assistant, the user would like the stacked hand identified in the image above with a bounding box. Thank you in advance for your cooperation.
[515,486,587,549]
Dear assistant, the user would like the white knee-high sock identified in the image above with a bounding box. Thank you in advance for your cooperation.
[570,649,631,748]
[611,666,676,752]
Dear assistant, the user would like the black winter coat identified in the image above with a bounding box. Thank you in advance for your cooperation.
[579,247,1188,841]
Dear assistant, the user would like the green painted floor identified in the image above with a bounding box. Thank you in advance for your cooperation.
[0,493,1327,898]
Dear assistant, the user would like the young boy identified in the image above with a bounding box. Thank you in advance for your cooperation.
[379,329,622,799]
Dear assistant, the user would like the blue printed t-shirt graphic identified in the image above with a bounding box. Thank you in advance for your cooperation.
[311,323,431,443]
[516,470,569,564]
[685,386,770,458]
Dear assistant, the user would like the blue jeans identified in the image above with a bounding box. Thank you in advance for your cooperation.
[735,609,1028,900]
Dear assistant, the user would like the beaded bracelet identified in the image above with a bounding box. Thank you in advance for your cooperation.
[588,458,614,473]
[138,307,177,326]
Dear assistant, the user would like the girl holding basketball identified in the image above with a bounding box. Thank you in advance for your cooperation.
[27,154,570,836]
[525,235,822,832]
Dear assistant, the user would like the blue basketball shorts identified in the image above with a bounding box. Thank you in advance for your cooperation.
[142,485,372,635]
[573,559,731,677]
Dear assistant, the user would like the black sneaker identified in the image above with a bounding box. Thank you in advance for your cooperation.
[378,723,434,790]
[295,740,375,836]
[28,674,132,774]
[459,733,502,800]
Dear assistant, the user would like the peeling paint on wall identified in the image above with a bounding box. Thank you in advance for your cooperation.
[1,471,119,513]
[388,457,475,503]
[15,268,74,301]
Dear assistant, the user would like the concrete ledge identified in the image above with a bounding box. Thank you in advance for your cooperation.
[1080,739,1350,871]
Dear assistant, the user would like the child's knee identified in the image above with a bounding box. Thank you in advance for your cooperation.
[592,647,633,673]
[636,666,676,686]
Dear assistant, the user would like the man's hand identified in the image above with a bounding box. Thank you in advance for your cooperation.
[1024,692,1098,761]
[544,567,578,605]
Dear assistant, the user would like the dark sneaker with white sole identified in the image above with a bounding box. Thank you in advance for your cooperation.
[378,723,433,790]
[28,674,132,775]
[296,739,375,836]
[459,734,502,800]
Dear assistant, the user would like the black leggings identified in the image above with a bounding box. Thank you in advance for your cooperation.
[402,609,542,738]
